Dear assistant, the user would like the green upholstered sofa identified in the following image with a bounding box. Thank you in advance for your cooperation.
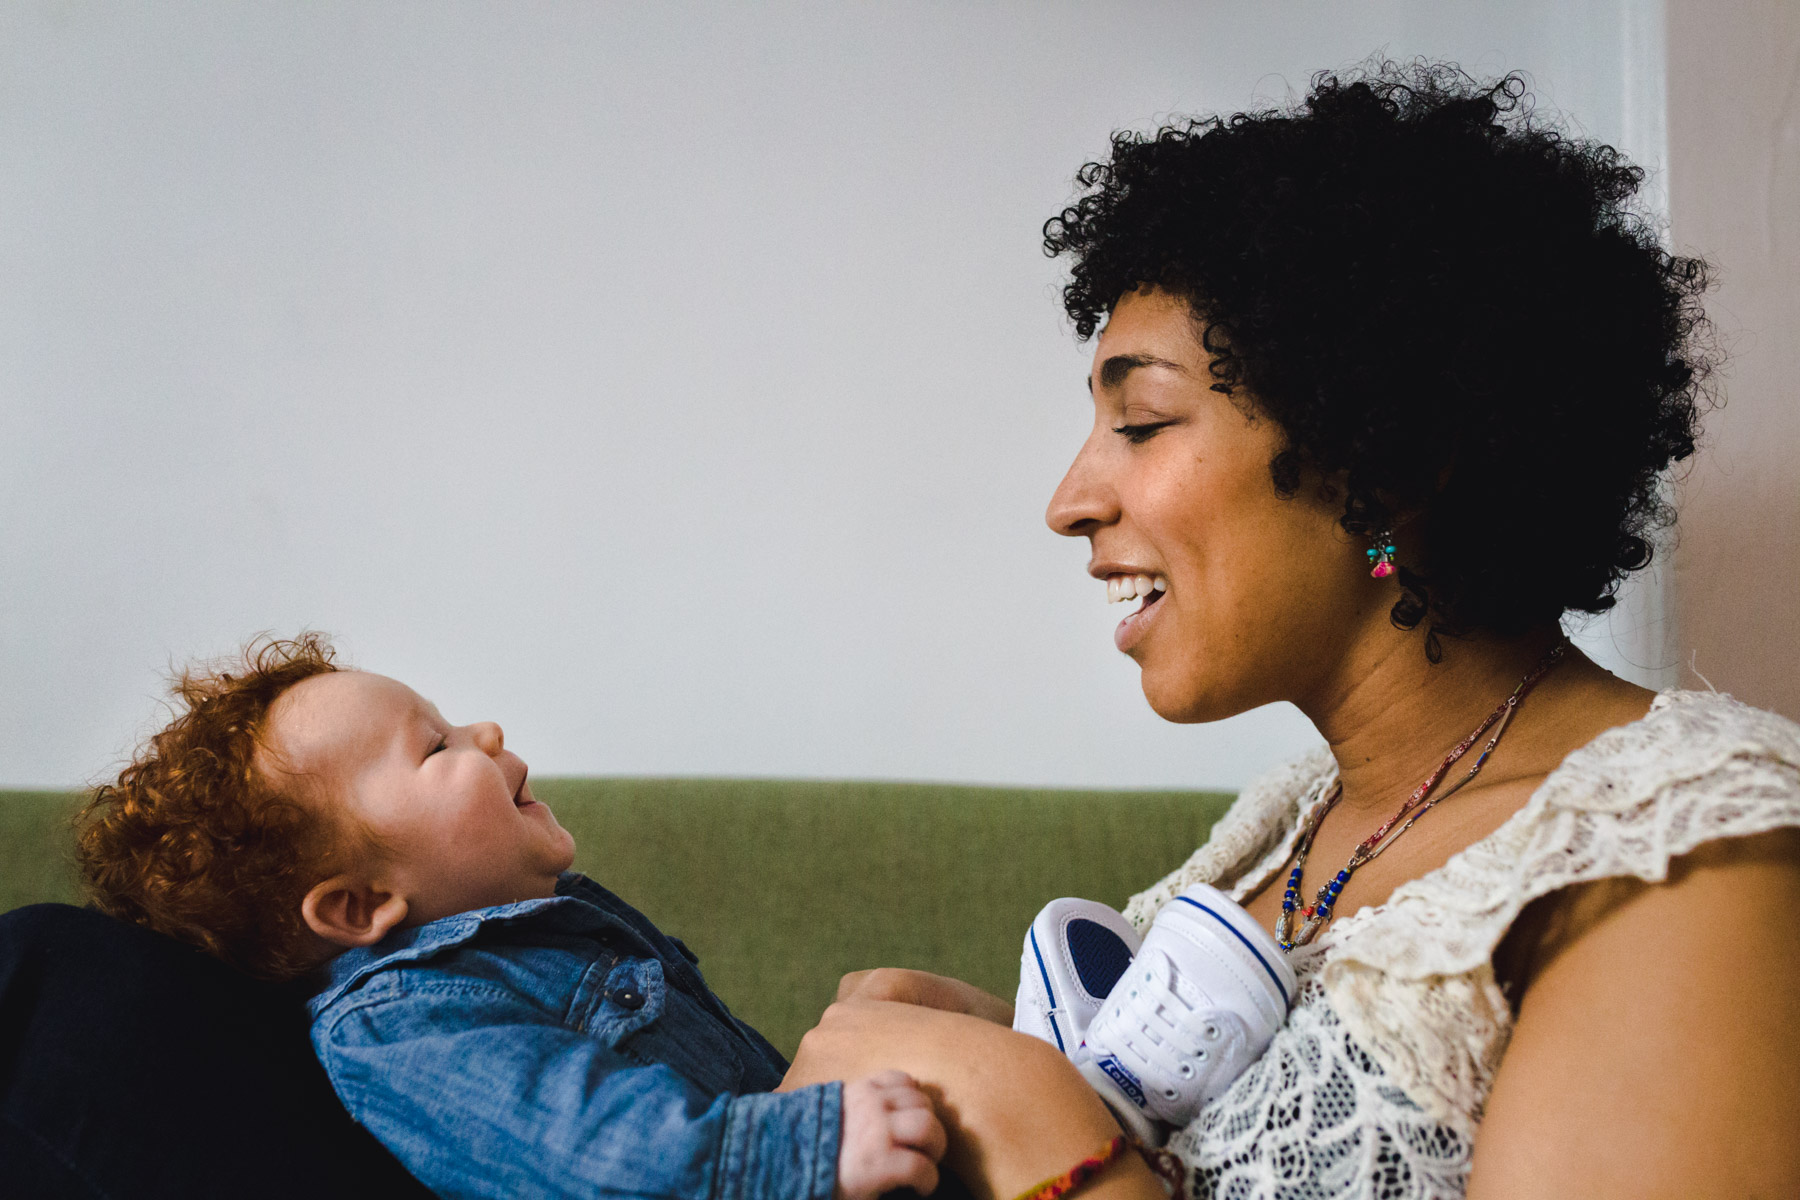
[1,780,1233,1055]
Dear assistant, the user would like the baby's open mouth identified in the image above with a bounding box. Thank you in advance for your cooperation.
[512,772,535,808]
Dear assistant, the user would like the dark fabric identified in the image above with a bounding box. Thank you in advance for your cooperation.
[0,903,432,1200]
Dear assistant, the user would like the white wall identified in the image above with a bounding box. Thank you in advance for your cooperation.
[1666,0,1800,721]
[1,1,1667,789]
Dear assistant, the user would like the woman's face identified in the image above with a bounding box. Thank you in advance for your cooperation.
[1046,288,1381,722]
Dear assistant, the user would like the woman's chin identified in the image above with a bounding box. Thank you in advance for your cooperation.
[1139,669,1241,724]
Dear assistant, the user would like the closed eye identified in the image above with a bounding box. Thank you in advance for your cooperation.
[425,735,448,759]
[1112,420,1175,444]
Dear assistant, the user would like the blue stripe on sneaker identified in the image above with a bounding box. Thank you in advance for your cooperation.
[1173,897,1290,1009]
[1027,927,1066,1051]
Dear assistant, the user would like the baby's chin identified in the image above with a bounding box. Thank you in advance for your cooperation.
[548,825,578,874]
[497,870,565,908]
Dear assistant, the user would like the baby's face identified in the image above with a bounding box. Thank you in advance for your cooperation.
[265,670,576,926]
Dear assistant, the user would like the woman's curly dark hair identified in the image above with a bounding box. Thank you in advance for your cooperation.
[75,633,345,981]
[1044,61,1713,657]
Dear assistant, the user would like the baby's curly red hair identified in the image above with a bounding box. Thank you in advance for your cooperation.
[76,633,345,981]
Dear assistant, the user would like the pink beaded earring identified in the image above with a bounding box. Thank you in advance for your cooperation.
[1366,531,1397,578]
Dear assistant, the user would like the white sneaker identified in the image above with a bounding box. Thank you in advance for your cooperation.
[1012,897,1142,1055]
[1078,883,1296,1134]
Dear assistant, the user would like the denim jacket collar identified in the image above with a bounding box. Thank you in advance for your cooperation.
[308,873,668,1016]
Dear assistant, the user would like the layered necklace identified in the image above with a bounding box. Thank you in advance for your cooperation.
[1276,643,1566,951]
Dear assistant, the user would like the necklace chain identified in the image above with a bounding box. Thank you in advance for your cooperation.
[1276,644,1566,950]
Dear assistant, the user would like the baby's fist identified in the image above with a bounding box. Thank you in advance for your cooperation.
[835,1070,948,1200]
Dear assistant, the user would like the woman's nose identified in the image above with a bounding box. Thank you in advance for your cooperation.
[1045,434,1117,537]
[471,722,504,755]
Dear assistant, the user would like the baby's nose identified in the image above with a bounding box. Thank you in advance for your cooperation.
[471,721,504,755]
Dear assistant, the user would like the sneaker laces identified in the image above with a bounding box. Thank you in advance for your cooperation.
[1084,947,1257,1125]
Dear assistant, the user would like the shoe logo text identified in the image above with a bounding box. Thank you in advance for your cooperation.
[1096,1055,1147,1108]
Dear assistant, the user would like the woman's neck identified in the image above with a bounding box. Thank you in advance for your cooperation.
[1296,625,1596,821]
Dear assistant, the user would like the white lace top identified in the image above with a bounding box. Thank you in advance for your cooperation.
[1122,689,1800,1200]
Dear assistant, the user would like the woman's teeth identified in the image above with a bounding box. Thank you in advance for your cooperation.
[1106,574,1168,603]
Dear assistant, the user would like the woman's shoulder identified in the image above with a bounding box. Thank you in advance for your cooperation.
[1489,688,1800,1012]
[1334,688,1800,975]
[1467,824,1800,1197]
[1536,687,1800,816]
[1309,689,1800,1132]
[1501,686,1800,891]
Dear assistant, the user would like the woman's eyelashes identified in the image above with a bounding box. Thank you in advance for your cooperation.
[1111,420,1176,444]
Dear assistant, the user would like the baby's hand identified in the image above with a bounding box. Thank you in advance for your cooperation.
[835,1069,947,1200]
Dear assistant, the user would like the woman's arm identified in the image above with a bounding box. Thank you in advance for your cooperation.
[1469,827,1800,1199]
[835,967,1016,1025]
[782,999,1164,1200]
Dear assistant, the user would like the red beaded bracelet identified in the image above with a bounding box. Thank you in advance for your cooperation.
[1010,1135,1129,1200]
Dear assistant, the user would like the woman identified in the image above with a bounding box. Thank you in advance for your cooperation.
[782,64,1800,1199]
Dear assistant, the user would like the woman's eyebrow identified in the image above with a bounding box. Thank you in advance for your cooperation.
[1090,352,1188,392]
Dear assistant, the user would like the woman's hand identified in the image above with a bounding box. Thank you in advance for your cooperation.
[835,968,1015,1025]
[780,996,1020,1097]
[783,999,1163,1200]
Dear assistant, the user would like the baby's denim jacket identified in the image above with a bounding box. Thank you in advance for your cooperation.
[306,872,840,1200]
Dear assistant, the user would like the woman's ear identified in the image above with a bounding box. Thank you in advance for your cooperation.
[301,875,409,950]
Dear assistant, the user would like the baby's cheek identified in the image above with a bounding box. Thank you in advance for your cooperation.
[420,799,508,864]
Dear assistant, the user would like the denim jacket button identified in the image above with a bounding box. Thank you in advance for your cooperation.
[609,987,645,1011]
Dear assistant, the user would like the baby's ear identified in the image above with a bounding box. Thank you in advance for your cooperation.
[301,875,409,950]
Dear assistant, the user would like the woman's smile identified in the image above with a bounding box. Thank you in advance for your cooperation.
[1102,570,1169,651]
[1047,288,1365,722]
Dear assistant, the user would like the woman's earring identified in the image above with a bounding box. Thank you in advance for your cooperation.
[1366,532,1397,579]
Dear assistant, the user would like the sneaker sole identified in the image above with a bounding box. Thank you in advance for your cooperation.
[1019,898,1142,1052]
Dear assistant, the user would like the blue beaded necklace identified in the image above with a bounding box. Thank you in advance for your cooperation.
[1276,645,1565,951]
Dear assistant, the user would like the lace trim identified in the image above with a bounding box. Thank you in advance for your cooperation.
[1172,949,1473,1200]
[1320,690,1800,1130]
[1122,746,1336,931]
[1127,690,1800,1139]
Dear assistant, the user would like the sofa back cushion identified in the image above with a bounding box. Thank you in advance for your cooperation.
[3,779,1235,1054]
[543,778,1233,1052]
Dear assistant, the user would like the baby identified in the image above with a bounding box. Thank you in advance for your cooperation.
[76,635,944,1200]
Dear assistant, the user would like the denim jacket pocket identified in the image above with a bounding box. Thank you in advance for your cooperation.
[587,957,747,1095]
[580,956,666,1045]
